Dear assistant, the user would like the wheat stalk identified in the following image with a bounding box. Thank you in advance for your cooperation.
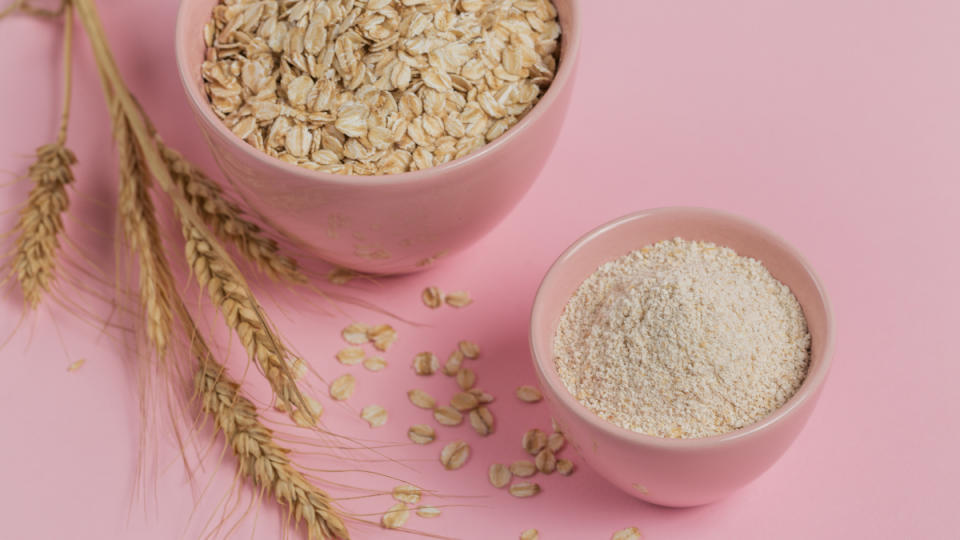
[194,348,349,540]
[158,143,306,285]
[10,1,75,309]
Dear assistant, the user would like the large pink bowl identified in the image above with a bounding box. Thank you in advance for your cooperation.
[175,1,581,274]
[530,207,835,507]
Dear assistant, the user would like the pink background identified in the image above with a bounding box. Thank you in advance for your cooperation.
[2,1,959,539]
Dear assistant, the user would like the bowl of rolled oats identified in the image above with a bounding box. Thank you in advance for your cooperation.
[176,0,580,273]
[530,207,835,507]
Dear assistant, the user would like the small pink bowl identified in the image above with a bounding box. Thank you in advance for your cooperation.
[529,207,835,507]
[175,0,581,274]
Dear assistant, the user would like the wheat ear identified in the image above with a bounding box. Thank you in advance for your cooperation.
[11,1,75,308]
[195,350,349,540]
[113,105,172,355]
[181,217,313,422]
[158,143,306,285]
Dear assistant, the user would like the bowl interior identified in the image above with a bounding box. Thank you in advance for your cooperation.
[530,207,834,445]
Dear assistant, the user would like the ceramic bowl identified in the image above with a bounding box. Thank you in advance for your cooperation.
[175,0,581,274]
[529,207,835,507]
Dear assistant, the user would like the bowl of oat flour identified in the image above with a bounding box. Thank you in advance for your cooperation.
[529,207,834,507]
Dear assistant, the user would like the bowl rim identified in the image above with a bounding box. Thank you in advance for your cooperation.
[529,206,835,450]
[174,0,582,188]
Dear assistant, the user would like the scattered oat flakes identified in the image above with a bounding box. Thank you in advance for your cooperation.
[547,432,566,453]
[458,340,480,359]
[392,484,422,504]
[522,429,547,455]
[456,367,476,390]
[329,373,356,401]
[557,459,575,476]
[416,506,441,518]
[362,404,388,427]
[535,449,556,474]
[451,391,479,412]
[408,389,437,410]
[66,359,86,372]
[381,502,410,529]
[611,527,643,540]
[520,529,540,540]
[368,324,398,351]
[363,356,387,372]
[341,323,370,344]
[440,440,470,470]
[408,424,436,445]
[489,463,512,488]
[336,347,365,366]
[444,291,473,307]
[434,405,463,426]
[509,482,541,498]
[516,385,543,403]
[509,460,537,478]
[412,351,440,375]
[422,286,443,309]
[469,407,495,436]
[444,350,464,375]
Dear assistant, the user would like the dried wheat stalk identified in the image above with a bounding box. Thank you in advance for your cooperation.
[10,1,75,308]
[159,142,306,284]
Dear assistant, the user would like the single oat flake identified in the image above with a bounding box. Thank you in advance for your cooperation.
[522,429,548,455]
[408,424,436,445]
[329,373,356,401]
[362,405,388,427]
[547,432,566,453]
[422,286,443,309]
[336,347,365,366]
[412,351,440,375]
[341,323,370,344]
[444,291,473,307]
[469,407,495,436]
[368,324,398,351]
[458,340,480,359]
[408,389,437,410]
[516,385,543,403]
[434,406,464,426]
[440,440,470,470]
[520,529,540,540]
[557,459,575,476]
[508,482,541,498]
[416,506,441,518]
[535,449,556,474]
[450,391,479,412]
[381,502,410,529]
[611,527,643,540]
[489,463,511,488]
[363,356,387,372]
[509,460,537,478]
[392,484,422,504]
[456,367,476,390]
[444,350,464,375]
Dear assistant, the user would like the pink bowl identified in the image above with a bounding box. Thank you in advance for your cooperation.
[529,207,835,507]
[175,1,581,274]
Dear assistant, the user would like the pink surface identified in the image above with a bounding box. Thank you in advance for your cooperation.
[1,1,958,539]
